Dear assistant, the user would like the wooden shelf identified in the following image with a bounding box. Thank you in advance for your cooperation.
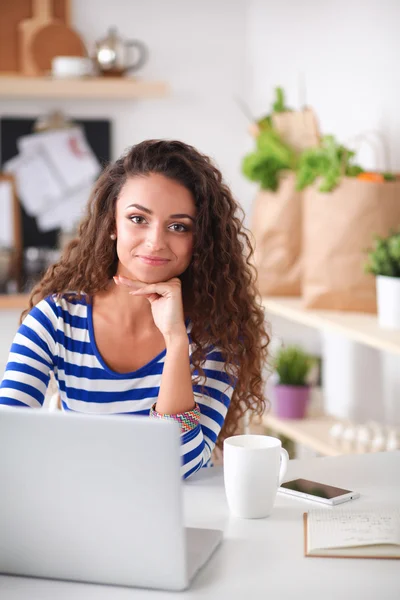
[0,294,29,309]
[262,297,400,355]
[262,412,344,457]
[0,75,168,100]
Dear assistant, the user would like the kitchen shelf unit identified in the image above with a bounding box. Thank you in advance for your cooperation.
[261,412,345,457]
[0,74,168,100]
[260,296,400,456]
[0,295,29,309]
[262,296,400,355]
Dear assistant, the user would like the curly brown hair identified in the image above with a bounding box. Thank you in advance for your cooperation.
[23,140,270,446]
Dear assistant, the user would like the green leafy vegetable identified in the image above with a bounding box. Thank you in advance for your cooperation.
[296,135,363,193]
[272,87,290,113]
[243,87,296,189]
[383,172,396,182]
[256,87,291,132]
[257,115,272,130]
[242,128,297,191]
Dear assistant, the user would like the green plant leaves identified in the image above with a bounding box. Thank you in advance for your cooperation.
[365,232,400,278]
[242,87,295,191]
[242,128,297,191]
[273,345,313,387]
[272,87,290,113]
[295,135,363,193]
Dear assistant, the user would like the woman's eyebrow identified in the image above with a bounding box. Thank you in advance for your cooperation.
[126,203,152,214]
[127,203,195,222]
[169,213,195,222]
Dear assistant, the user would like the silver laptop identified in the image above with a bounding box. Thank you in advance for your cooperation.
[0,409,222,591]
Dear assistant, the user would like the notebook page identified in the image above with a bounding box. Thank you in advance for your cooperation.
[308,509,400,550]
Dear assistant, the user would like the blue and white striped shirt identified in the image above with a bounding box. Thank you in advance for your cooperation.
[0,295,234,479]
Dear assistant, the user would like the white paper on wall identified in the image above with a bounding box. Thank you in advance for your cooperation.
[0,180,14,247]
[36,183,92,233]
[18,127,101,191]
[3,152,65,217]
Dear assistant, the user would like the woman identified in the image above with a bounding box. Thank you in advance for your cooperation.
[0,140,269,479]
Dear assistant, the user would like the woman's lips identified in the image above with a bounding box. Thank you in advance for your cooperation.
[138,255,170,266]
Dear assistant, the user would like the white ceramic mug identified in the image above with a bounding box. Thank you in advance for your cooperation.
[51,56,94,78]
[223,434,289,519]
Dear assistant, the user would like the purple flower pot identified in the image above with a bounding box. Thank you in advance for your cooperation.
[274,385,310,419]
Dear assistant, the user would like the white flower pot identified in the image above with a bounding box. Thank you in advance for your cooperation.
[376,275,400,329]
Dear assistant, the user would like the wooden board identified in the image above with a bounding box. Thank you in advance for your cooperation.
[30,21,86,73]
[0,75,169,99]
[19,0,62,75]
[0,294,29,309]
[0,174,23,290]
[0,0,69,72]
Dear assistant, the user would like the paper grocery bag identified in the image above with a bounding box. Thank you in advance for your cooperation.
[251,173,302,296]
[250,108,320,297]
[272,108,320,152]
[302,177,400,312]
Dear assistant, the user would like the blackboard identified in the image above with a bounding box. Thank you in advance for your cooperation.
[0,117,111,250]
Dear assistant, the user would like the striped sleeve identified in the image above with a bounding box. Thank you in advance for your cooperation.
[180,349,235,479]
[0,298,58,408]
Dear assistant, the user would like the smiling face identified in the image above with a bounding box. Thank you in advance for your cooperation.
[113,173,196,283]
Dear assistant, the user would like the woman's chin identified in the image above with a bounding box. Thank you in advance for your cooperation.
[120,261,182,283]
[128,269,174,284]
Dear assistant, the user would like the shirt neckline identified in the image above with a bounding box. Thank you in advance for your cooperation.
[87,301,168,378]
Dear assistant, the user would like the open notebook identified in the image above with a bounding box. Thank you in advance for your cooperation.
[303,508,400,559]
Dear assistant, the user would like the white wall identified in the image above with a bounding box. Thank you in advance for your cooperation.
[0,311,20,378]
[246,0,400,425]
[247,0,400,170]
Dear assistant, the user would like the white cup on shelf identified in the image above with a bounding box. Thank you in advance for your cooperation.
[223,434,289,519]
[51,56,94,79]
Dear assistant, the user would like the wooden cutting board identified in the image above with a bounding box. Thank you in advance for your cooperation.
[19,0,61,75]
[30,21,86,73]
[0,0,69,72]
[19,0,84,76]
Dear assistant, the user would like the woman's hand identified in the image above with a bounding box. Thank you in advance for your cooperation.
[114,275,186,340]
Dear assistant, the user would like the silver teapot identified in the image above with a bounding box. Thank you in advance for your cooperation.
[94,27,148,76]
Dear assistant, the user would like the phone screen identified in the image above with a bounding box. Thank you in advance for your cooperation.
[280,478,352,499]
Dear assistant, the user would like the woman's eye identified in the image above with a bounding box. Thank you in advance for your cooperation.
[130,215,146,224]
[169,223,188,233]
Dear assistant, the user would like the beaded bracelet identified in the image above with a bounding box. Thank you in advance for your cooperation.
[149,402,201,432]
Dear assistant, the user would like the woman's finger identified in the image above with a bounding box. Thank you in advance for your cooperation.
[115,276,181,300]
[129,282,177,297]
[113,275,146,290]
[129,291,159,302]
[146,293,159,304]
[129,286,161,297]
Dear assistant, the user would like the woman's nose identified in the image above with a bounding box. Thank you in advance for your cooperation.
[145,226,166,250]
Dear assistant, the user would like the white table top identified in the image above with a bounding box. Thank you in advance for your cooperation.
[1,451,399,600]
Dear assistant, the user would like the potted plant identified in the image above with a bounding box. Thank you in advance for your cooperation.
[273,345,313,419]
[365,231,400,329]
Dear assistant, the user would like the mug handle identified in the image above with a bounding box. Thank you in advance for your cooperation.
[278,447,289,485]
